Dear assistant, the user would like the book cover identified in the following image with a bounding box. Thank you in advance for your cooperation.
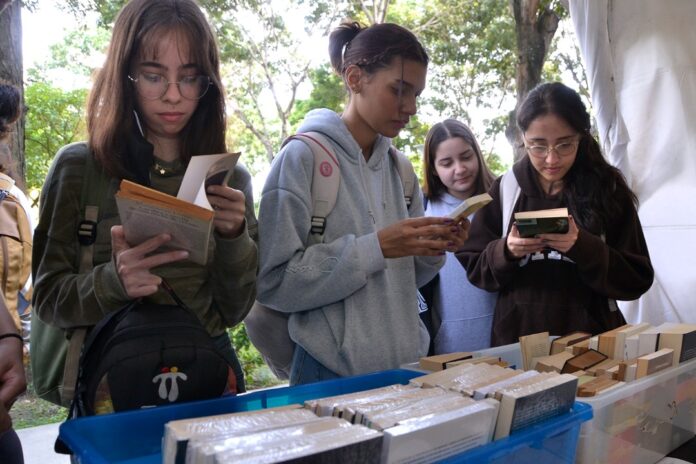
[187,417,352,464]
[447,193,493,222]
[381,400,499,464]
[419,352,472,371]
[494,374,577,439]
[636,348,674,378]
[561,349,607,374]
[213,424,382,464]
[514,208,569,238]
[576,377,624,397]
[613,323,652,360]
[162,405,314,464]
[519,332,550,371]
[550,331,591,355]
[657,326,696,366]
[115,152,240,265]
[533,351,574,373]
[597,324,632,357]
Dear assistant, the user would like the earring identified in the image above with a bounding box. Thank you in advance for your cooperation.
[351,86,360,94]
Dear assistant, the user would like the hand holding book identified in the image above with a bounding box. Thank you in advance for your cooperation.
[110,226,189,299]
[115,152,241,265]
[207,184,247,239]
[377,216,467,258]
[535,215,578,254]
[507,208,577,258]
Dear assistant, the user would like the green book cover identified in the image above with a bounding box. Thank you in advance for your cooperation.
[514,208,569,238]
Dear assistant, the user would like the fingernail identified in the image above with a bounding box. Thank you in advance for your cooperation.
[443,218,454,224]
[451,227,459,232]
[447,241,455,247]
[439,251,446,255]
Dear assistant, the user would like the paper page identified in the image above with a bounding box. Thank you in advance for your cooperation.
[177,152,241,208]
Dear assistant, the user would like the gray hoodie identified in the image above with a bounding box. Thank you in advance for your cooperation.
[257,109,443,376]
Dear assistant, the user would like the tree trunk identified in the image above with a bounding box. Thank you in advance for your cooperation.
[0,0,25,185]
[506,0,559,162]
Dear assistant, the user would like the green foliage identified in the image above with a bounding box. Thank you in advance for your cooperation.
[38,26,110,79]
[289,65,345,128]
[229,324,283,389]
[23,79,87,191]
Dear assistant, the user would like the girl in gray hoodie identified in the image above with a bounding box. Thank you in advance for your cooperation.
[257,21,468,385]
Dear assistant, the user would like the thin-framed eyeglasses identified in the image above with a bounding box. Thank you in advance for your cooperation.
[128,72,212,101]
[523,136,580,159]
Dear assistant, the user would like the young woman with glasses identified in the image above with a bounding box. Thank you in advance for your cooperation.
[32,0,257,393]
[257,21,468,385]
[458,82,653,346]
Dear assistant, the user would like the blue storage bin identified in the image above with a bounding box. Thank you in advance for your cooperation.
[59,368,592,464]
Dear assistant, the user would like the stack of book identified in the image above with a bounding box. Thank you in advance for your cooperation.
[163,405,381,464]
[162,356,586,464]
[513,323,696,397]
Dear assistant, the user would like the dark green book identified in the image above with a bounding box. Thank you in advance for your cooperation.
[514,208,569,237]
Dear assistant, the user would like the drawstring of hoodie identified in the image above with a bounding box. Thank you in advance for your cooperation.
[357,152,376,225]
[357,146,392,228]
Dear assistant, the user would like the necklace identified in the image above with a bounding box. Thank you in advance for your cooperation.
[151,158,183,177]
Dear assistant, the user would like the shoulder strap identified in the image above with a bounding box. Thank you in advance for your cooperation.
[77,153,109,273]
[282,134,417,241]
[388,146,416,208]
[62,151,110,406]
[500,169,521,238]
[282,132,340,240]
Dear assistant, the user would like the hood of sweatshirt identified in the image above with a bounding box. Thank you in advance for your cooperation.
[297,109,392,169]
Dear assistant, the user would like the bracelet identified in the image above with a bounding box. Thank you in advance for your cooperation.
[0,333,23,343]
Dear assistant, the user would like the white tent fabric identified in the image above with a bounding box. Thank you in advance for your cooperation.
[568,0,696,324]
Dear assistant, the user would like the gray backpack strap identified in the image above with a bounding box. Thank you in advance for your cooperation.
[500,169,521,237]
[283,132,340,241]
[388,146,416,207]
[62,152,109,405]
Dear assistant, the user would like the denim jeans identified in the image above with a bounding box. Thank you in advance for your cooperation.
[289,345,340,386]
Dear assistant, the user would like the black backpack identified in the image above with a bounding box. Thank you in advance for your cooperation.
[71,300,230,417]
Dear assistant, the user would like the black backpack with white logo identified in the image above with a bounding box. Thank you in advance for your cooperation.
[71,300,230,417]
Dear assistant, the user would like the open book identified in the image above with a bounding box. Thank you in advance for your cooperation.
[448,193,493,222]
[514,207,569,238]
[115,152,240,265]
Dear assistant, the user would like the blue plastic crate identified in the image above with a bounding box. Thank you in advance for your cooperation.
[59,368,592,464]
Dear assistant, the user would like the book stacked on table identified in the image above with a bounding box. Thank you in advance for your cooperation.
[509,323,696,397]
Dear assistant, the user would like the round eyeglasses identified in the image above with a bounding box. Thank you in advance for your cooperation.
[524,137,579,159]
[128,72,212,100]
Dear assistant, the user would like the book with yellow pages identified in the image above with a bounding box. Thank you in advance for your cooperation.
[115,152,240,265]
[514,207,569,238]
[448,192,493,222]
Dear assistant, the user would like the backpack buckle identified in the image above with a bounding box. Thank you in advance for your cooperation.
[77,220,98,245]
[310,216,326,235]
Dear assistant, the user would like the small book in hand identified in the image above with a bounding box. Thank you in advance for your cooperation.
[115,152,240,265]
[448,193,493,222]
[514,207,569,238]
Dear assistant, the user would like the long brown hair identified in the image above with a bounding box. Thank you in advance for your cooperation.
[517,82,637,233]
[87,0,226,178]
[422,119,494,200]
